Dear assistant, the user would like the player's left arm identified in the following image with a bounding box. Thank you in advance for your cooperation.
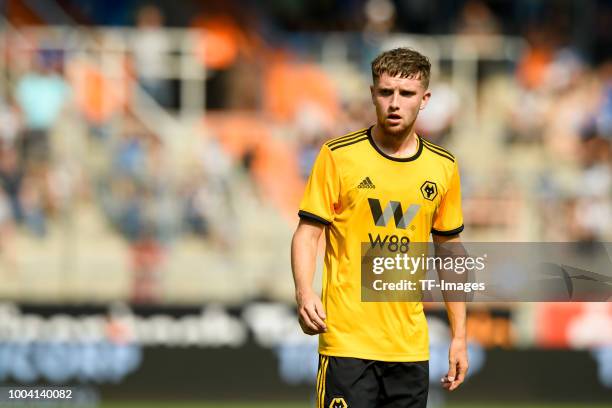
[433,233,468,392]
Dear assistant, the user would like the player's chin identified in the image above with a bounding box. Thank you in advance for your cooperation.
[383,122,408,135]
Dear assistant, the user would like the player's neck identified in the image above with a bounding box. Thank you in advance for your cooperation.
[371,124,419,159]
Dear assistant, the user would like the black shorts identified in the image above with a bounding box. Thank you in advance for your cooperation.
[315,355,428,408]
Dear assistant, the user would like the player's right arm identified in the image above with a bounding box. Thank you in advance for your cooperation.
[293,144,340,336]
[291,219,327,335]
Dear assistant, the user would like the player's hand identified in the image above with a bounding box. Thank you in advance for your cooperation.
[296,289,327,335]
[442,337,468,391]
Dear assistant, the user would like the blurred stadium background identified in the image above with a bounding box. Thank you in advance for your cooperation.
[0,0,610,407]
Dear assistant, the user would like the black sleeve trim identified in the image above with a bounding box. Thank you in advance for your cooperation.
[298,210,332,226]
[431,224,464,236]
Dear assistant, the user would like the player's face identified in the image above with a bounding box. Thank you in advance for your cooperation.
[370,73,430,136]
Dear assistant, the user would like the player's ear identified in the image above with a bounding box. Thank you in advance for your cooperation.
[370,84,376,104]
[419,89,431,111]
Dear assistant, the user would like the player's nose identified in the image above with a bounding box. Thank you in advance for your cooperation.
[389,91,399,108]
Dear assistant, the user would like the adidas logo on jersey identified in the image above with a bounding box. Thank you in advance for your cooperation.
[358,177,375,189]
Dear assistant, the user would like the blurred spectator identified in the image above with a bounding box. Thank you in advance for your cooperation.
[567,130,612,242]
[191,13,264,110]
[130,223,165,303]
[0,188,16,270]
[516,26,555,90]
[98,115,170,303]
[131,4,171,107]
[0,95,21,148]
[416,81,460,144]
[103,115,151,241]
[462,175,523,236]
[182,135,236,249]
[192,14,242,71]
[183,179,211,238]
[263,50,340,123]
[0,146,49,238]
[338,99,375,135]
[363,0,396,36]
[18,172,47,237]
[0,148,23,223]
[542,47,586,92]
[67,42,132,141]
[14,50,69,165]
[593,62,612,140]
[295,103,330,179]
[296,132,323,181]
[509,27,591,149]
[111,117,148,183]
[455,0,501,36]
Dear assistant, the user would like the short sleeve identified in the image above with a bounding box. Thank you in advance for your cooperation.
[432,161,464,235]
[298,145,340,225]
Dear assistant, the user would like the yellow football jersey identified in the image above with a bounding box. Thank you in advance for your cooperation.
[298,126,464,362]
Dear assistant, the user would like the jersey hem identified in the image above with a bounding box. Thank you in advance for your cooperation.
[318,347,429,362]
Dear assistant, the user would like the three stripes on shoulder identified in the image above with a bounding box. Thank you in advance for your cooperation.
[421,138,455,162]
[325,129,369,151]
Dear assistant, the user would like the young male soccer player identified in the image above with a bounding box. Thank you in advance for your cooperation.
[291,48,468,407]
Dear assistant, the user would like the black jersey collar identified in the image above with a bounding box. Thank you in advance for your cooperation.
[367,125,423,162]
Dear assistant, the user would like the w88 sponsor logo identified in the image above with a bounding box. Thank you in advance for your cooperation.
[368,233,410,253]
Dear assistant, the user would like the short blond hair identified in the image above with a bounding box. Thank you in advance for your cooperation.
[371,48,431,89]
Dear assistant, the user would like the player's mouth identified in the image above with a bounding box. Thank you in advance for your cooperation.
[386,113,402,124]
